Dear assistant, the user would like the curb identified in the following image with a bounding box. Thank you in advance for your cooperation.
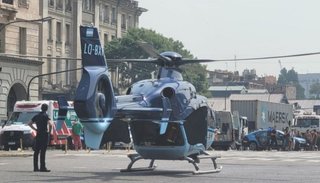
[0,151,33,157]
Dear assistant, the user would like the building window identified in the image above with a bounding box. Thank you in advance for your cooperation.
[19,27,27,54]
[65,59,70,85]
[128,15,133,28]
[99,4,103,21]
[111,35,115,40]
[65,24,70,45]
[47,55,52,83]
[18,0,29,8]
[56,22,62,43]
[48,20,52,41]
[121,14,126,29]
[111,7,116,25]
[2,0,13,5]
[56,57,62,83]
[103,5,109,23]
[0,23,4,53]
[48,0,54,7]
[104,33,108,45]
[66,0,72,12]
[56,0,63,10]
[99,4,110,23]
[83,0,93,12]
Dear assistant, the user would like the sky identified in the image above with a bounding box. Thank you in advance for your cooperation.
[137,0,320,77]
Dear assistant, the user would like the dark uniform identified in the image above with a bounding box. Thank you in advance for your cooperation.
[29,104,52,172]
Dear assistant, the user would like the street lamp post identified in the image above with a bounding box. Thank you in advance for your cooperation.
[0,16,53,31]
[27,68,82,101]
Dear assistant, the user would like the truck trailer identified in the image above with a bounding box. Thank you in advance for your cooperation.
[231,100,293,132]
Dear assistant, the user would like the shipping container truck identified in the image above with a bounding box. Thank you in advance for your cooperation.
[231,100,293,132]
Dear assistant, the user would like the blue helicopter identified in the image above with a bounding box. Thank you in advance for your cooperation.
[72,25,222,174]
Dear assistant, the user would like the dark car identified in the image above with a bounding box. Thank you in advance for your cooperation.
[242,129,306,151]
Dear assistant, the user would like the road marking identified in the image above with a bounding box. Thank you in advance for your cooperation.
[306,160,320,163]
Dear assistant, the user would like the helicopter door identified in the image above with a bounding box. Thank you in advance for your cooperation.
[184,107,208,146]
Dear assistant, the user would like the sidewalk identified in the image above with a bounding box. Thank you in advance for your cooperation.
[0,150,33,157]
[0,148,134,157]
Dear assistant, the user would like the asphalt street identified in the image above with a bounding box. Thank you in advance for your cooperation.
[0,149,320,183]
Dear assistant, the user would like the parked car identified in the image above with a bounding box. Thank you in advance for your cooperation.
[242,129,306,151]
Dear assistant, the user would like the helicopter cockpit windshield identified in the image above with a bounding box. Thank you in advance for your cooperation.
[158,68,183,80]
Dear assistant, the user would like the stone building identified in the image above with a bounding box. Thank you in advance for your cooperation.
[0,0,145,121]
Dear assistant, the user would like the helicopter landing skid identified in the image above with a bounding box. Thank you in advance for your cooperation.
[120,153,157,172]
[185,153,222,175]
[120,153,222,174]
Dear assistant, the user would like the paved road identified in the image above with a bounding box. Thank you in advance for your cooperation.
[0,149,320,183]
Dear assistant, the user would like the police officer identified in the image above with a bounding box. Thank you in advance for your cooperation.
[28,104,53,172]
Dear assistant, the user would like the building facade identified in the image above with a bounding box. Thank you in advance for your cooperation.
[0,0,43,120]
[0,0,145,121]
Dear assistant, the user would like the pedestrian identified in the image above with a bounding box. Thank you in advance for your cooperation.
[269,126,278,150]
[304,130,312,150]
[28,104,53,172]
[283,127,290,151]
[72,120,83,151]
[310,129,318,150]
[289,129,296,151]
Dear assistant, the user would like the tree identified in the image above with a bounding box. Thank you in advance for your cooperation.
[309,82,320,99]
[277,68,305,99]
[105,28,208,95]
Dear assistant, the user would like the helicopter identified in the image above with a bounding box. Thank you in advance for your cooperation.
[71,25,222,174]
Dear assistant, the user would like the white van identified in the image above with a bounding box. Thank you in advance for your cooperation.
[0,100,76,150]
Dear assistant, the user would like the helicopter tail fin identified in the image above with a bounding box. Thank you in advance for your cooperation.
[80,25,107,67]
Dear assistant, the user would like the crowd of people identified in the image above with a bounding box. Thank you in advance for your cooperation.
[281,127,319,151]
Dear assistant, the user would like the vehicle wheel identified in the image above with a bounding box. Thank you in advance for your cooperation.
[249,142,257,151]
[230,142,237,150]
[4,145,9,151]
[10,146,18,150]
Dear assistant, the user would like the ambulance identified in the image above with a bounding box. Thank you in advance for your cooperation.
[0,100,77,150]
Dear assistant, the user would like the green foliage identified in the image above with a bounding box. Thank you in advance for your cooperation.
[277,68,305,99]
[309,82,320,99]
[105,28,208,94]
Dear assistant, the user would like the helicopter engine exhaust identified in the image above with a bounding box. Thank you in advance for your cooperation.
[74,26,116,149]
[161,87,175,98]
[159,87,175,134]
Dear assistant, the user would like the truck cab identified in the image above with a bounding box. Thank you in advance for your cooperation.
[292,112,320,134]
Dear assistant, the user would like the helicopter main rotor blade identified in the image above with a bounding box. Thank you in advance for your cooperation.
[173,59,218,66]
[137,42,171,62]
[106,58,159,64]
